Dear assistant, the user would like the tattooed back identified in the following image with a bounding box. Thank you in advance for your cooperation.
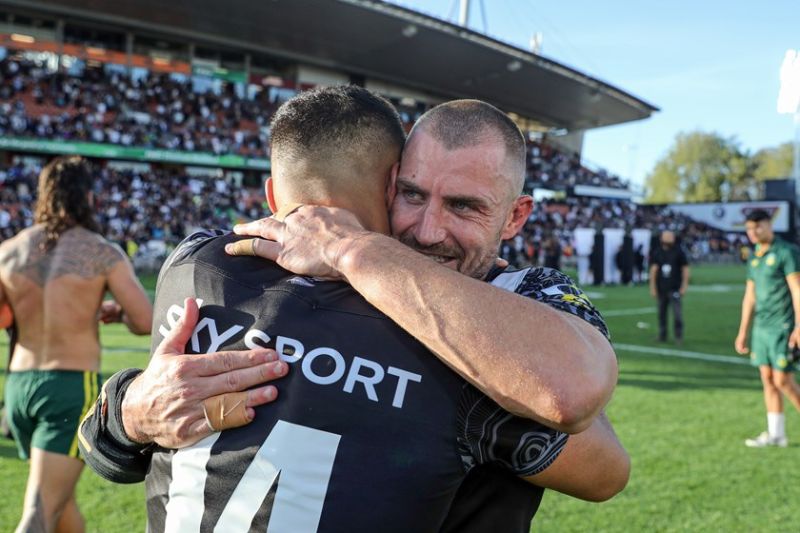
[0,224,127,372]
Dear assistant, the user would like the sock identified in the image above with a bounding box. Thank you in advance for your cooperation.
[767,412,786,439]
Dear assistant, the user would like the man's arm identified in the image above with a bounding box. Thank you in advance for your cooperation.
[680,265,690,296]
[785,273,800,348]
[649,264,658,298]
[735,280,756,354]
[524,412,629,501]
[339,235,615,432]
[105,251,153,335]
[231,209,617,432]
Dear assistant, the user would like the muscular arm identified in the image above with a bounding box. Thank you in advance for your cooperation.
[339,234,617,432]
[232,211,617,432]
[335,233,616,432]
[106,251,152,335]
[524,412,629,501]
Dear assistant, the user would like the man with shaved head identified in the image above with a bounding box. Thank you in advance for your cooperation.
[650,229,690,344]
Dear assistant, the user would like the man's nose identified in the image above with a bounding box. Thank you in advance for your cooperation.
[414,206,447,246]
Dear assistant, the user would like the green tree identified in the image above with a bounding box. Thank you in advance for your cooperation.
[753,142,794,181]
[644,131,757,203]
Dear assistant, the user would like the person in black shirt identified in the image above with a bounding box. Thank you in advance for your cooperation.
[649,230,690,343]
[80,90,627,532]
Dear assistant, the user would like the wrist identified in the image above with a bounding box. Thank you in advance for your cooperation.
[120,375,151,445]
[331,231,382,282]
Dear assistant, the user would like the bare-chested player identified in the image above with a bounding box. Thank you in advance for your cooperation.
[0,156,153,533]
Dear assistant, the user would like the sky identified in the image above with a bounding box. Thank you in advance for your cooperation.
[386,0,799,191]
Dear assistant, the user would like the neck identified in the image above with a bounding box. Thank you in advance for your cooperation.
[278,194,390,235]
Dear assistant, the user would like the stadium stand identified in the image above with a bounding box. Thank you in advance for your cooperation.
[0,55,273,156]
[0,49,726,273]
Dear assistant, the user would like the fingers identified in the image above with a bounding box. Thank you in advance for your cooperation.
[179,385,279,446]
[233,217,284,240]
[246,385,278,408]
[157,297,200,356]
[225,238,282,260]
[203,391,250,431]
[203,359,288,396]
[192,348,278,377]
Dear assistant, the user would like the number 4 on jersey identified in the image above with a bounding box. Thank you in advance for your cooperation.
[165,421,341,533]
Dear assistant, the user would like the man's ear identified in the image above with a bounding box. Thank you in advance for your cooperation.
[385,161,400,211]
[500,195,534,240]
[266,177,278,213]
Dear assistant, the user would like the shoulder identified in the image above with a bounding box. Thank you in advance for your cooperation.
[487,266,610,339]
[161,229,229,271]
[778,239,800,255]
[69,227,127,267]
[488,265,580,298]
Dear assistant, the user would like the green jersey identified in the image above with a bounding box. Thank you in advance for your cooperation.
[747,237,800,329]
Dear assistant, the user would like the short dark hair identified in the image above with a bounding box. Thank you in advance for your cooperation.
[411,99,526,192]
[745,209,771,223]
[270,85,406,162]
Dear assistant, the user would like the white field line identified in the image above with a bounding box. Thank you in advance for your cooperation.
[602,307,656,317]
[613,343,750,366]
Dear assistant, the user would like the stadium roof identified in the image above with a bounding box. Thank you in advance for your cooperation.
[2,0,658,131]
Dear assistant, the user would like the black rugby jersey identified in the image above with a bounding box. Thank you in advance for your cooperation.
[441,264,611,533]
[139,231,567,533]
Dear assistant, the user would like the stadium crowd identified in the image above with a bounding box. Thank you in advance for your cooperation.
[0,52,628,191]
[1,158,743,274]
[0,162,265,251]
[526,141,629,190]
[0,55,274,157]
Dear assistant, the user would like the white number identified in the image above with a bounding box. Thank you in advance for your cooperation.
[164,421,341,533]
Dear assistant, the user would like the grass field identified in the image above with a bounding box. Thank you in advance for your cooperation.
[2,265,798,532]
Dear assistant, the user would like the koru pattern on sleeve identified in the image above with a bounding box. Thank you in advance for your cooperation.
[456,384,568,477]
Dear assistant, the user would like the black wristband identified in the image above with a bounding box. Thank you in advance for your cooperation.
[107,368,148,451]
[78,368,153,484]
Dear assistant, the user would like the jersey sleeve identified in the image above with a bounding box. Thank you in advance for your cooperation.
[506,267,610,340]
[678,248,689,267]
[649,249,661,267]
[782,244,800,277]
[457,384,568,477]
[157,228,228,287]
[78,368,153,483]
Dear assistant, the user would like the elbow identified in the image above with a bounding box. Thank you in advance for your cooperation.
[555,358,619,434]
[586,451,631,502]
[128,315,153,336]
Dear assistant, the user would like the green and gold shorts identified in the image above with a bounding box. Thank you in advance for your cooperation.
[750,327,798,372]
[4,370,101,460]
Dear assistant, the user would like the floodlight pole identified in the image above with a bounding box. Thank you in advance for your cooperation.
[794,112,800,184]
[459,0,470,27]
